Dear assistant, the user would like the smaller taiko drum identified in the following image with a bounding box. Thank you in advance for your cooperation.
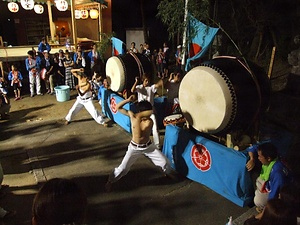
[163,114,186,127]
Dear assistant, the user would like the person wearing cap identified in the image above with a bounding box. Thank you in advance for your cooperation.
[25,50,42,97]
[40,50,55,94]
[38,37,51,53]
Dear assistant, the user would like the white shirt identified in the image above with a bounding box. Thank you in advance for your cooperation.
[135,84,157,106]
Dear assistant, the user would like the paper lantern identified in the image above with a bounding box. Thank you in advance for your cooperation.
[56,0,68,11]
[8,2,19,13]
[34,4,44,14]
[21,0,34,10]
[75,10,81,19]
[89,9,99,19]
[80,10,88,19]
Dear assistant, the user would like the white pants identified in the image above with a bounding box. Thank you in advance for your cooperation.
[254,177,269,208]
[108,142,171,183]
[150,113,160,148]
[29,72,41,95]
[65,96,105,124]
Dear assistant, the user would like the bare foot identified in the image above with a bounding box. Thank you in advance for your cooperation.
[64,120,70,125]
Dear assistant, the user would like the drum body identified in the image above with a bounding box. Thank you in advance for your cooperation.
[163,114,186,127]
[179,56,270,134]
[106,53,152,92]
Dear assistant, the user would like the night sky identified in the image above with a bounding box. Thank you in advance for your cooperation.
[111,0,169,50]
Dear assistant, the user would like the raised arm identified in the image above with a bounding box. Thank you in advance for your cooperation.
[71,68,84,78]
[154,78,163,89]
[116,95,135,116]
[131,77,139,93]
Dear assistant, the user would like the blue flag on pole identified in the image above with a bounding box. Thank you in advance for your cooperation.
[185,15,219,71]
[111,37,125,56]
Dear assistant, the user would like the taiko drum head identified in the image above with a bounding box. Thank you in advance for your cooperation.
[106,53,153,92]
[179,56,270,134]
[105,56,125,92]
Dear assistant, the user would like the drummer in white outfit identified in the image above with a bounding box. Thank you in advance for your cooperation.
[65,68,106,125]
[105,95,171,191]
[131,74,163,149]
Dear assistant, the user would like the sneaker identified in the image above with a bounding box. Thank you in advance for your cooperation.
[37,93,43,96]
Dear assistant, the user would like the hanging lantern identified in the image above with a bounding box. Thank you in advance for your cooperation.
[75,10,81,19]
[80,10,88,19]
[56,0,68,11]
[89,9,99,19]
[8,2,19,13]
[21,0,34,10]
[34,4,44,14]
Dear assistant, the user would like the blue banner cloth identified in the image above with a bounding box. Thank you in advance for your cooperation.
[101,88,133,133]
[111,37,125,56]
[185,15,219,71]
[101,88,167,132]
[163,125,254,207]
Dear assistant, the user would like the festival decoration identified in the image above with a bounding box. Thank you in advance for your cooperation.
[34,4,44,14]
[8,2,19,13]
[80,10,88,19]
[55,0,68,11]
[75,10,81,19]
[89,9,99,19]
[20,0,34,10]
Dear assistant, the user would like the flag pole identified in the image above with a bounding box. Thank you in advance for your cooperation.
[181,0,188,72]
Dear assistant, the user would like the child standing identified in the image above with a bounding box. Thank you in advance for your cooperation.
[8,65,23,100]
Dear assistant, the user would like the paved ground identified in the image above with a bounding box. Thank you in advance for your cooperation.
[0,90,254,225]
[0,89,299,225]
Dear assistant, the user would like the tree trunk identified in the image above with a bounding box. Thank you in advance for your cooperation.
[140,0,148,43]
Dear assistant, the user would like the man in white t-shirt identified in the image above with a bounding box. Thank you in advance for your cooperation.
[131,74,163,149]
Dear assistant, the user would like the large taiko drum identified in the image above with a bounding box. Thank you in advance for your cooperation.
[179,56,270,134]
[105,53,152,92]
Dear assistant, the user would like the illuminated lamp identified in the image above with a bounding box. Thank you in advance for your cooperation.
[21,0,34,10]
[56,0,68,11]
[89,9,98,19]
[75,10,81,19]
[80,10,88,19]
[34,4,44,14]
[8,2,19,13]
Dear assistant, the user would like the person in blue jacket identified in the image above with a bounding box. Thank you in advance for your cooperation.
[246,142,292,212]
[38,37,51,53]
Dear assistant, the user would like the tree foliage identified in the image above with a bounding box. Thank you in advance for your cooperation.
[157,0,299,68]
[157,0,210,41]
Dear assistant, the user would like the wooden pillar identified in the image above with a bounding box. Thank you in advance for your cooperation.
[99,4,102,42]
[0,61,4,78]
[47,0,55,41]
[70,0,78,48]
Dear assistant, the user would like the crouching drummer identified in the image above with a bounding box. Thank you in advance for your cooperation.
[65,68,107,126]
